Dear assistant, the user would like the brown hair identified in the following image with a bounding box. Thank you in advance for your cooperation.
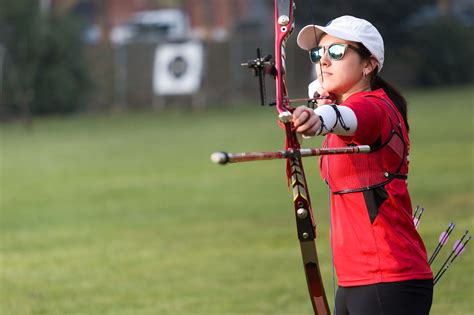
[370,75,409,132]
[358,44,409,132]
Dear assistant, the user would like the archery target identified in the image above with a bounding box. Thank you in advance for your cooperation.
[153,41,204,95]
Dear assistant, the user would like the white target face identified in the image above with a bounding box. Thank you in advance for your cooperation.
[153,41,204,95]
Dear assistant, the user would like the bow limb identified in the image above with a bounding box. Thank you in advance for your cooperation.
[274,1,330,314]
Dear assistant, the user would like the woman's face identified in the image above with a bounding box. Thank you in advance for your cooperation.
[315,34,375,100]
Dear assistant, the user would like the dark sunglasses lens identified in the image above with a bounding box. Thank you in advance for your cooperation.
[309,47,324,63]
[328,44,346,60]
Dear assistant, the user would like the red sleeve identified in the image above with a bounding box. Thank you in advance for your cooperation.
[338,97,386,145]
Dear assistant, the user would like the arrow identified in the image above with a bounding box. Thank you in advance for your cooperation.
[428,222,455,265]
[433,230,471,285]
[413,206,424,229]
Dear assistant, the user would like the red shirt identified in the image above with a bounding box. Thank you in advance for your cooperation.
[321,89,433,287]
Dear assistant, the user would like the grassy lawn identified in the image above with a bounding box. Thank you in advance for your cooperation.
[0,85,473,314]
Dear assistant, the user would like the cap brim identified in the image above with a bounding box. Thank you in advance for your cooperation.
[297,25,362,51]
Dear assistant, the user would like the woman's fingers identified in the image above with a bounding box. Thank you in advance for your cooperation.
[317,88,330,98]
[316,98,333,107]
[292,106,322,137]
[292,106,311,128]
[315,87,335,107]
[295,113,320,136]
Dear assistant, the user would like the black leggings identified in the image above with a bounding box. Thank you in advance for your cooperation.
[335,279,433,315]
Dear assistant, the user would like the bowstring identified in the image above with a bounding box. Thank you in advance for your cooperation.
[308,0,336,310]
[309,2,324,86]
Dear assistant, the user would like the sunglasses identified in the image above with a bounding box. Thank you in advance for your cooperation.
[309,43,366,63]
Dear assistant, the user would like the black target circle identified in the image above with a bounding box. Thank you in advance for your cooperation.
[168,56,188,78]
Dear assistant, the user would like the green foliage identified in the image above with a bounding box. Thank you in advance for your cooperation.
[407,17,474,86]
[294,1,474,87]
[295,0,427,34]
[0,0,90,116]
[33,14,91,114]
[0,86,473,314]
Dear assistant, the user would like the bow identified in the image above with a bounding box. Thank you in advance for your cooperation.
[226,1,332,313]
[211,1,368,313]
[272,1,330,314]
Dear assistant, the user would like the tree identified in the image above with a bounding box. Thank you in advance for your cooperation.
[0,0,90,119]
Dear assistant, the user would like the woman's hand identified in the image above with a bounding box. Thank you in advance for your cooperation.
[308,79,335,107]
[292,106,321,137]
[314,87,335,107]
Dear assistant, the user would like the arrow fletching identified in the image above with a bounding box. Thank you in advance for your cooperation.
[439,231,449,244]
[433,231,471,285]
[413,207,424,229]
[429,223,455,265]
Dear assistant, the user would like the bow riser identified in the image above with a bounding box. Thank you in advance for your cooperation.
[275,1,330,314]
[274,0,293,114]
[289,151,330,315]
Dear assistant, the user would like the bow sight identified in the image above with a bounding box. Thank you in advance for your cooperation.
[241,48,319,108]
[241,48,276,106]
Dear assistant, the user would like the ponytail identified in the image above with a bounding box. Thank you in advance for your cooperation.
[356,43,410,132]
[371,75,410,132]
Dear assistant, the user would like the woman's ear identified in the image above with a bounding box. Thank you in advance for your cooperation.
[364,57,378,75]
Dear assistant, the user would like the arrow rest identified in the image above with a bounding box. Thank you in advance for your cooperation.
[241,48,276,106]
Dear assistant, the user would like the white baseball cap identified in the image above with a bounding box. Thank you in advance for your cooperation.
[297,15,385,72]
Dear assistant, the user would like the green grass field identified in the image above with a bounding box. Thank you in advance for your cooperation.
[1,85,473,315]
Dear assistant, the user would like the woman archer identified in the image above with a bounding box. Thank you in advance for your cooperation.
[292,15,433,315]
